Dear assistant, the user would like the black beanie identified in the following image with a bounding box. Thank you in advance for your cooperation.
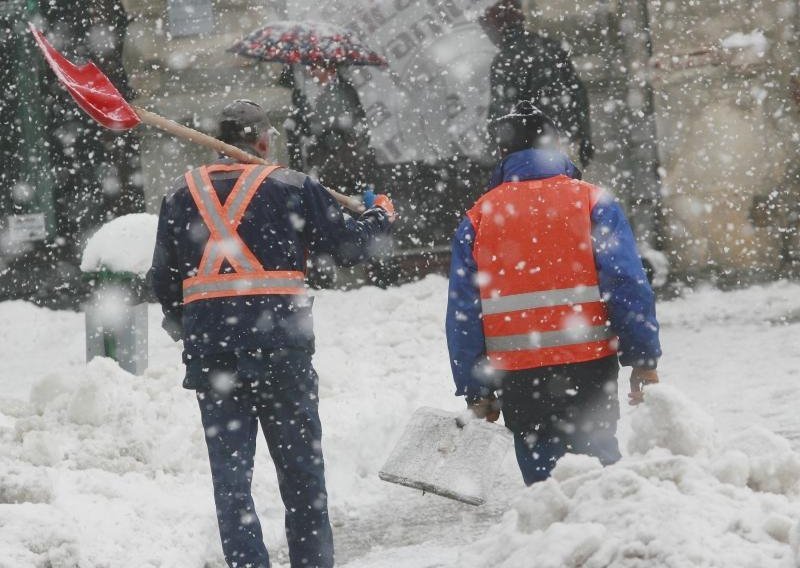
[490,100,560,155]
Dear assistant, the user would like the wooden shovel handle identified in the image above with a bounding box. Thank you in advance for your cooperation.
[133,106,365,213]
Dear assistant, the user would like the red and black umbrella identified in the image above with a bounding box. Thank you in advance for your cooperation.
[229,21,388,67]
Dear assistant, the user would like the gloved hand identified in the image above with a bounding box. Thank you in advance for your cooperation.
[364,189,396,223]
[363,188,377,208]
[628,367,659,406]
[468,394,501,423]
[579,138,595,168]
[373,194,396,222]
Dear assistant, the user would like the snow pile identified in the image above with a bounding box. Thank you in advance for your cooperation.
[0,358,218,567]
[11,358,204,473]
[1,277,800,566]
[80,213,159,276]
[627,384,716,456]
[461,385,800,568]
[639,244,669,288]
[0,277,463,567]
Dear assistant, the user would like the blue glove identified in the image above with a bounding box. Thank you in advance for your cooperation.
[363,187,376,209]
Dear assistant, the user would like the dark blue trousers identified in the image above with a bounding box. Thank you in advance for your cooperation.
[501,356,622,485]
[194,350,333,568]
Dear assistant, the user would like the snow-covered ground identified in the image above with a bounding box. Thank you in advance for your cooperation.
[1,276,799,567]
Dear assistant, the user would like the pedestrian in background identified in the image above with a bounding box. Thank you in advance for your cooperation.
[481,0,595,168]
[282,63,377,193]
[281,63,380,287]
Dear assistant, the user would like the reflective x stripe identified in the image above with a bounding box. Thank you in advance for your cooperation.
[187,168,260,274]
[181,164,304,304]
[224,166,271,228]
[481,285,602,315]
[199,166,272,275]
[184,275,306,296]
[485,325,614,352]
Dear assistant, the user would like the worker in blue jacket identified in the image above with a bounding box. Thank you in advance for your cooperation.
[446,101,661,485]
[150,99,395,568]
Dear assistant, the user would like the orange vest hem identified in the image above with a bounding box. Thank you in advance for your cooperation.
[487,340,618,370]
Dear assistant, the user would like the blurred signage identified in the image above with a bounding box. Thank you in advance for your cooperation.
[168,0,214,37]
[289,0,497,164]
[0,2,19,17]
[7,213,46,244]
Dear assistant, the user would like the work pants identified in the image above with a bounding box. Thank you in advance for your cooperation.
[194,349,334,568]
[500,355,622,485]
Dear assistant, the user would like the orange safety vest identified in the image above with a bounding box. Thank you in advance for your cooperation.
[466,174,617,370]
[182,163,306,304]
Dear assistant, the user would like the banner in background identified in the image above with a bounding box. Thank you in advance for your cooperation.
[289,0,497,164]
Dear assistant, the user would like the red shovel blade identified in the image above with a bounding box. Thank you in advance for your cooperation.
[29,24,140,131]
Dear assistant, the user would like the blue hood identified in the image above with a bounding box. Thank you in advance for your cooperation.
[487,149,581,189]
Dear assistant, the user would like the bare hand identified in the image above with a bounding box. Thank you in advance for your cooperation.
[629,368,659,406]
[469,397,501,423]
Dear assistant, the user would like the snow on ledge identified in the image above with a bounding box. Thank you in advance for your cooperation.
[721,30,768,56]
[80,213,159,276]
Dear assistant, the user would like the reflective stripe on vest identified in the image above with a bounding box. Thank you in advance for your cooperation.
[485,324,615,352]
[182,164,306,304]
[183,272,306,303]
[467,175,617,370]
[480,285,603,315]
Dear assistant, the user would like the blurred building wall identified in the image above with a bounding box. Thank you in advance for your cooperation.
[123,0,800,280]
[647,0,800,279]
[529,0,800,280]
[121,0,290,211]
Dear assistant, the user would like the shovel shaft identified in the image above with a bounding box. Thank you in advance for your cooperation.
[133,106,364,213]
[134,105,267,165]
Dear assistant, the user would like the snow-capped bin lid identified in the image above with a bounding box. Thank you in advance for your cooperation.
[81,213,159,278]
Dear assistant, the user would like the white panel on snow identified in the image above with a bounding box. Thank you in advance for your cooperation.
[379,407,512,506]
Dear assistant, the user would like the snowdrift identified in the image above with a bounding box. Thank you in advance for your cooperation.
[461,385,800,568]
[1,277,800,567]
[0,358,219,567]
[0,278,462,567]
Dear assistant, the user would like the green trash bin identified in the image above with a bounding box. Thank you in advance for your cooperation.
[80,213,158,375]
[83,269,148,375]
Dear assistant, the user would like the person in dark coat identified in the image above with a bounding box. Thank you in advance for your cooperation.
[281,64,381,287]
[481,0,595,167]
[446,101,660,485]
[282,64,377,193]
[149,100,395,568]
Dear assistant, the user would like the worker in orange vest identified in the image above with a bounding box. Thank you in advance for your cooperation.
[446,101,661,484]
[150,100,395,567]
